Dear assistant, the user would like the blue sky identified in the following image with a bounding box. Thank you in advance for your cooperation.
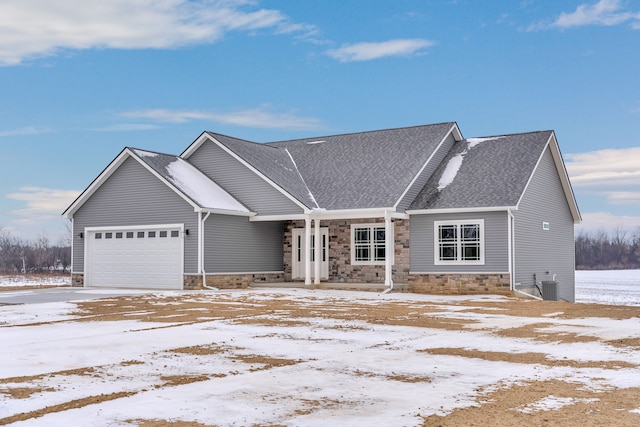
[1,0,639,242]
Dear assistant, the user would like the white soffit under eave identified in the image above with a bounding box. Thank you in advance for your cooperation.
[183,133,311,213]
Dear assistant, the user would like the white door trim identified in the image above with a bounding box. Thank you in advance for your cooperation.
[292,227,329,280]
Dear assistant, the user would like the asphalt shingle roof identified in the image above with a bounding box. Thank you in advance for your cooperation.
[408,131,553,210]
[204,123,456,210]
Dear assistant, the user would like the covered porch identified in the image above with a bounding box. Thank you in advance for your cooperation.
[250,208,410,292]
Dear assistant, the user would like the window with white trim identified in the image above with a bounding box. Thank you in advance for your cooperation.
[351,224,386,265]
[434,220,484,265]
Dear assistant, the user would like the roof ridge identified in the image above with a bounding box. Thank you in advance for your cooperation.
[465,130,553,140]
[267,122,457,145]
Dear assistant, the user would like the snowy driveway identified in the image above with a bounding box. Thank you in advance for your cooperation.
[0,287,156,305]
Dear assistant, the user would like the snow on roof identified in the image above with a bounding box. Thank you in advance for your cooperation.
[133,149,159,158]
[165,158,249,212]
[437,136,504,191]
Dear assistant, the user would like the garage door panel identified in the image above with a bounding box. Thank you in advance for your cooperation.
[86,226,183,289]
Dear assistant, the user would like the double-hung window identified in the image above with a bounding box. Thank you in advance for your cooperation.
[434,220,484,265]
[351,224,386,265]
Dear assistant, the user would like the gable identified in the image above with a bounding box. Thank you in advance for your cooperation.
[408,131,553,211]
[63,148,250,219]
[184,138,306,215]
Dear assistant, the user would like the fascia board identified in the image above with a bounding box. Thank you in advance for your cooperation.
[200,134,311,212]
[406,206,514,215]
[548,133,582,223]
[514,133,582,224]
[393,123,463,210]
[62,148,130,219]
[199,208,256,217]
[248,208,409,222]
[179,131,209,159]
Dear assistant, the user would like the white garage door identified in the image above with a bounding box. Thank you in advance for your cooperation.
[86,225,183,289]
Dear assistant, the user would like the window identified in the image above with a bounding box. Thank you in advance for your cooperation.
[115,232,123,239]
[105,232,113,239]
[148,231,156,238]
[434,220,484,265]
[137,231,145,238]
[95,233,102,239]
[159,231,168,238]
[171,230,180,238]
[351,224,386,265]
[126,232,134,238]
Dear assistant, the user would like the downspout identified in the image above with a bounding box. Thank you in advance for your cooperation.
[199,211,217,291]
[381,209,394,295]
[508,209,514,291]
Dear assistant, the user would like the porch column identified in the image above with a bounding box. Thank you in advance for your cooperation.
[384,210,394,287]
[305,217,312,285]
[314,217,321,285]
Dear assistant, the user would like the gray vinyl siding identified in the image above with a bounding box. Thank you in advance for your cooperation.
[204,215,283,273]
[410,211,509,273]
[188,141,304,215]
[72,157,199,274]
[397,132,457,211]
[513,147,576,301]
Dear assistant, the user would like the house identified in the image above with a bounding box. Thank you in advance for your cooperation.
[62,122,581,301]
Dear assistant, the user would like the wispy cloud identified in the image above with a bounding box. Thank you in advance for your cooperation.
[90,123,160,132]
[120,107,324,131]
[528,0,640,31]
[0,0,316,66]
[0,126,51,137]
[6,187,81,224]
[325,39,435,62]
[566,147,640,207]
[576,212,640,234]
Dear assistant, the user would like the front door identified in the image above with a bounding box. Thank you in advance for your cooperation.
[292,228,329,280]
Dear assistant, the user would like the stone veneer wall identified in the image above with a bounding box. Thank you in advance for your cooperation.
[283,218,410,284]
[184,273,285,290]
[71,273,84,287]
[408,273,512,296]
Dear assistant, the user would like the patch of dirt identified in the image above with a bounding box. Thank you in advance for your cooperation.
[0,391,137,425]
[230,354,301,371]
[421,347,637,369]
[421,380,640,426]
[158,375,211,388]
[0,386,55,399]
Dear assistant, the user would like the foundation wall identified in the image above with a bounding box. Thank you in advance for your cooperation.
[408,273,512,296]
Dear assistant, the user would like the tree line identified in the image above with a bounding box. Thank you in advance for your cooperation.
[0,231,71,274]
[575,228,640,270]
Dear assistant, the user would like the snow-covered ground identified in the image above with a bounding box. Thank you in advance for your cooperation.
[575,269,640,306]
[0,274,71,288]
[1,289,640,426]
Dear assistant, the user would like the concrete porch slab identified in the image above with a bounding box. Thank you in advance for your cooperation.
[249,282,410,293]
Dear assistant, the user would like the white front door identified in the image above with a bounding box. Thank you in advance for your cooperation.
[292,227,329,280]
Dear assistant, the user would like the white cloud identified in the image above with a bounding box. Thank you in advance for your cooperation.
[0,126,51,137]
[577,212,640,235]
[120,107,324,131]
[528,0,640,31]
[0,0,315,66]
[6,187,81,224]
[91,123,160,132]
[566,146,640,210]
[565,147,640,188]
[325,38,435,62]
